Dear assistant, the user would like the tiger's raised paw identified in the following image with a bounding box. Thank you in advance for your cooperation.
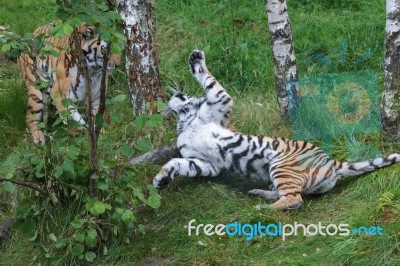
[189,50,208,75]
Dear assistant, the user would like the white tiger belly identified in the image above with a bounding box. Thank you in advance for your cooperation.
[178,123,233,166]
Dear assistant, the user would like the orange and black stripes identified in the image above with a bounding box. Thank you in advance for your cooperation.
[18,22,120,144]
[153,50,400,210]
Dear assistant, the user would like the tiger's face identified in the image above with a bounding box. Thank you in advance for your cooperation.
[168,93,191,114]
[79,26,120,70]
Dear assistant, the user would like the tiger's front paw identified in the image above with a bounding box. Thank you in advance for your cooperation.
[32,130,45,145]
[153,170,173,190]
[189,50,208,75]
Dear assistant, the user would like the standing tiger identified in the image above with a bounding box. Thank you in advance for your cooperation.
[153,50,400,210]
[18,23,120,144]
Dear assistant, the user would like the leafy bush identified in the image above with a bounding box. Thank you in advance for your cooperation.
[0,1,162,264]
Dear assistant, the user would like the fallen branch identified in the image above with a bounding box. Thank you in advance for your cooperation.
[0,217,14,249]
[0,177,49,197]
[129,142,179,166]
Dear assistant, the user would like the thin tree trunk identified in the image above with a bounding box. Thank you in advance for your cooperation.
[73,31,96,197]
[381,0,400,139]
[116,0,164,115]
[265,0,299,119]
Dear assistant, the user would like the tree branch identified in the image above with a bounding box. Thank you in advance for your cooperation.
[129,142,179,166]
[72,31,97,197]
[0,177,49,197]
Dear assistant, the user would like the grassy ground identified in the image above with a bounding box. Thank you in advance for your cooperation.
[1,0,400,265]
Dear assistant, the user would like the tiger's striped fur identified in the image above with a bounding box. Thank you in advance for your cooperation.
[18,23,120,144]
[153,50,400,210]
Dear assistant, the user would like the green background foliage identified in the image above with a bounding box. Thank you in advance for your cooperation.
[0,0,399,265]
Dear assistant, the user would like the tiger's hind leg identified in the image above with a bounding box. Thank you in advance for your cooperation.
[265,172,304,210]
[268,194,304,210]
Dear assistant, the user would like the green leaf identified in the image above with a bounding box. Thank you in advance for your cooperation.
[63,23,74,35]
[120,144,134,157]
[7,154,20,166]
[37,122,46,129]
[97,27,111,41]
[146,185,161,209]
[50,24,64,38]
[61,98,72,108]
[100,137,114,146]
[15,208,31,219]
[92,203,105,215]
[68,18,82,28]
[71,219,84,229]
[54,238,67,249]
[63,158,74,172]
[74,233,85,243]
[135,140,153,152]
[87,228,97,240]
[67,146,80,160]
[146,194,161,209]
[53,165,63,179]
[97,181,109,191]
[48,233,57,242]
[121,209,135,223]
[85,252,96,262]
[85,228,98,248]
[131,187,145,202]
[90,202,110,215]
[12,218,36,237]
[72,244,84,256]
[145,102,151,110]
[35,170,45,178]
[111,42,122,54]
[156,101,167,111]
[113,94,127,102]
[138,224,147,234]
[49,255,63,265]
[1,43,11,52]
[104,159,117,169]
[3,181,15,192]
[105,98,113,106]
[147,114,163,127]
[134,114,148,128]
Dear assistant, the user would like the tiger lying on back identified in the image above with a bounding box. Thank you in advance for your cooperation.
[18,23,120,144]
[153,50,400,210]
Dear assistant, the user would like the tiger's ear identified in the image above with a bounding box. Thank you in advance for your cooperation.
[77,23,94,40]
[82,28,94,40]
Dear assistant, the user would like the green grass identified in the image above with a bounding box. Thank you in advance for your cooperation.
[1,0,400,265]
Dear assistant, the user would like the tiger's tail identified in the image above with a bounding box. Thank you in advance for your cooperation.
[336,153,400,177]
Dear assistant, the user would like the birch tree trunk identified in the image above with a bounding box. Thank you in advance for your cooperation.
[265,0,299,119]
[381,0,400,139]
[116,0,164,114]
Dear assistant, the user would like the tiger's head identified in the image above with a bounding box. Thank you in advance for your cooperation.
[78,24,120,71]
[168,92,191,114]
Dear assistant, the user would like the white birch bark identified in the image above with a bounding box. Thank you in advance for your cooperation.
[116,0,163,115]
[265,0,299,118]
[382,0,400,138]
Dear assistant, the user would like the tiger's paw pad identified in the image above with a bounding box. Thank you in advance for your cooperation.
[153,174,172,190]
[33,131,46,145]
[189,50,207,74]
